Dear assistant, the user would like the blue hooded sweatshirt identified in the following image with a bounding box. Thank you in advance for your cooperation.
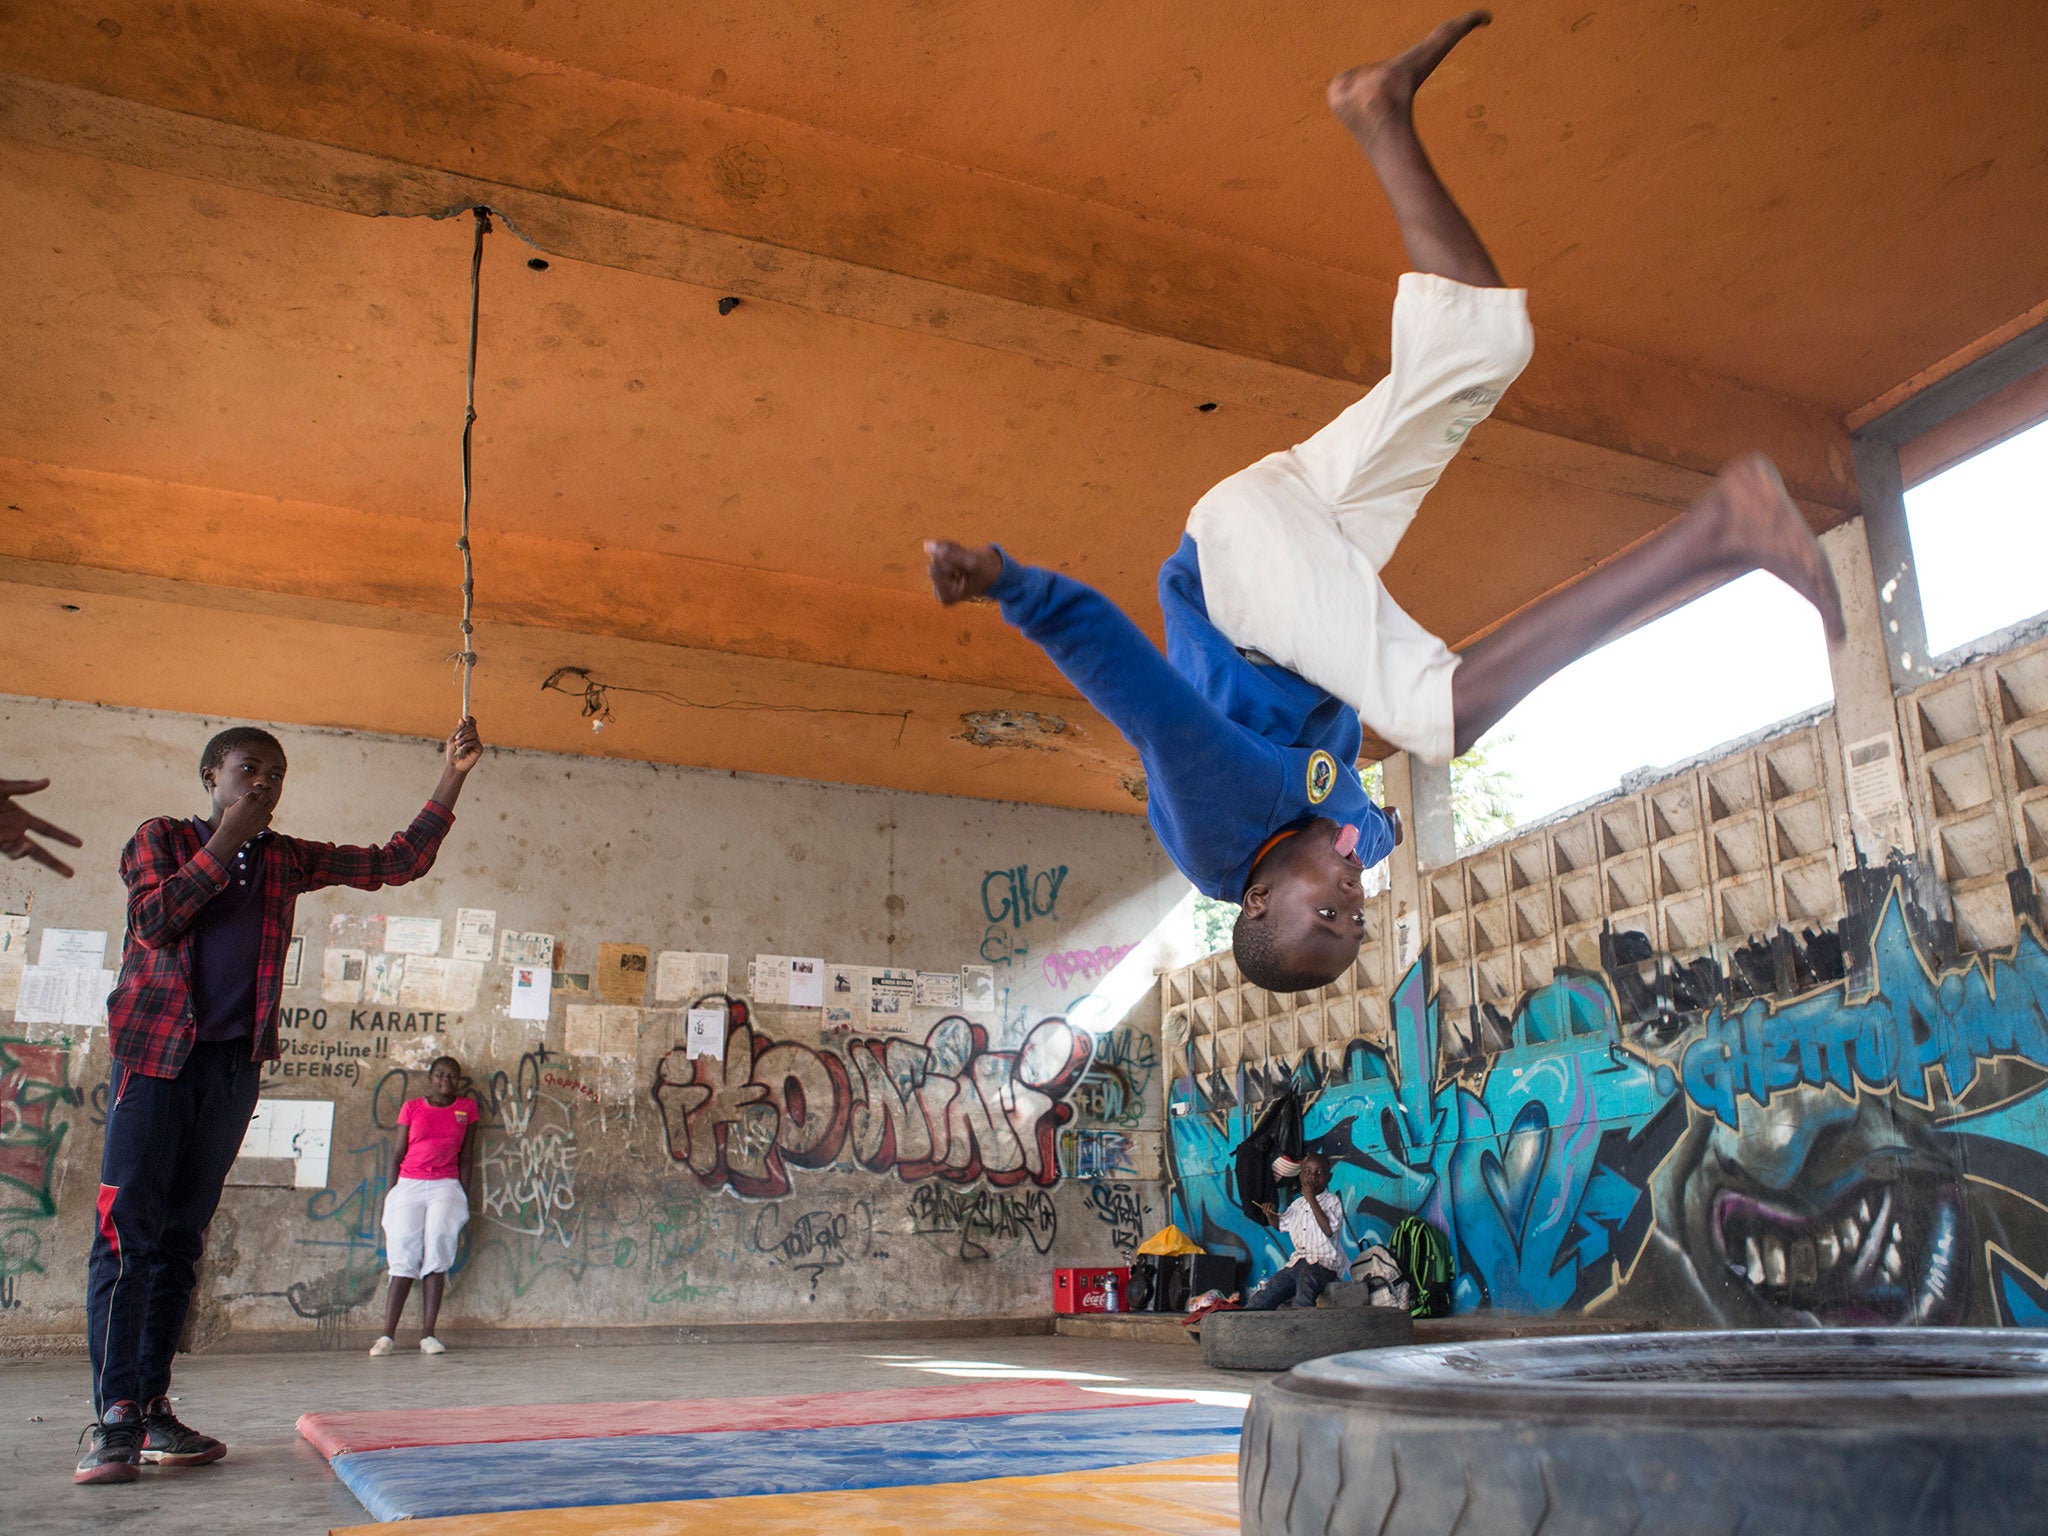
[990,535,1398,901]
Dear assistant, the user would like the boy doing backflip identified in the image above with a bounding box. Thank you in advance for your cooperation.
[75,717,484,1484]
[927,13,1842,994]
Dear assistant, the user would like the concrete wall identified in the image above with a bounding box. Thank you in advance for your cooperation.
[0,694,1182,1351]
[1169,628,2048,1329]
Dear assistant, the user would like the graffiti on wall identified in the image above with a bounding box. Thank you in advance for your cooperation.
[653,1013,1091,1198]
[0,1038,80,1308]
[906,1183,1058,1263]
[1071,1024,1157,1128]
[1170,872,2048,1328]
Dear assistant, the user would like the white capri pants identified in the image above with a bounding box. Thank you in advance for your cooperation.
[381,1177,469,1279]
[1187,273,1534,764]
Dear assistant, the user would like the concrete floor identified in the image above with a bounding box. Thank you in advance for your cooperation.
[0,1335,1259,1534]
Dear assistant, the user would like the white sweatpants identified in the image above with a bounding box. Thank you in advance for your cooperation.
[1187,274,1534,764]
[381,1177,469,1279]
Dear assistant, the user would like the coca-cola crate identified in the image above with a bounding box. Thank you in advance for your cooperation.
[1054,1266,1131,1314]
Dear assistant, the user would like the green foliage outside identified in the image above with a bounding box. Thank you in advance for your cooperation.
[1189,741,1521,952]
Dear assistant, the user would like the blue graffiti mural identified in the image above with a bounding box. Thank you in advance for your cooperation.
[1170,877,2048,1327]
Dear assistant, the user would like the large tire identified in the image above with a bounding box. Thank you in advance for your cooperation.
[1241,1328,2048,1535]
[1201,1306,1414,1371]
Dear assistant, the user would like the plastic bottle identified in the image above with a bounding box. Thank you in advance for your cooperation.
[1103,1273,1121,1313]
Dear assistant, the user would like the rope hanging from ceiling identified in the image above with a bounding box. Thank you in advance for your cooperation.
[452,205,490,715]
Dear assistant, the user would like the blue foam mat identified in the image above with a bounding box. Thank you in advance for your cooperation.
[332,1403,1246,1521]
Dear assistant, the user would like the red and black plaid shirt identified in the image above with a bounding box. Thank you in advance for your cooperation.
[108,803,455,1079]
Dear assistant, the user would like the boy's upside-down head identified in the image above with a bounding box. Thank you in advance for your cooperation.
[1232,816,1375,993]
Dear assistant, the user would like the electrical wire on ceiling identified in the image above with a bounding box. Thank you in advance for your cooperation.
[542,667,910,747]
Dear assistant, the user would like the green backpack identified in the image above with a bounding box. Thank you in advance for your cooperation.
[1391,1215,1454,1318]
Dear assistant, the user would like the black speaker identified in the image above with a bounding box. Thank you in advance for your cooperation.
[1187,1253,1242,1298]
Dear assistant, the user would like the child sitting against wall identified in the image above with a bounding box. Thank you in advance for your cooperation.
[371,1054,480,1358]
[77,717,483,1485]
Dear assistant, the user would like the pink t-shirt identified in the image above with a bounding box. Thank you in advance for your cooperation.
[397,1096,479,1182]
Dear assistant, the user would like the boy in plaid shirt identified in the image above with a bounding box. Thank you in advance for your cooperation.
[75,717,483,1484]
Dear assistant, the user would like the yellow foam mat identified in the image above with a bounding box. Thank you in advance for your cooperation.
[330,1451,1240,1536]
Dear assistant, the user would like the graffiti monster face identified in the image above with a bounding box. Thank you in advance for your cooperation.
[1668,1083,1967,1327]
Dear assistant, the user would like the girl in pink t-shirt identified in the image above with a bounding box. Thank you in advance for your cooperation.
[370,1056,479,1357]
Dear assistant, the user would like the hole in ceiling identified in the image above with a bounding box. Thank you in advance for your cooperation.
[527,258,550,271]
[959,710,1068,749]
[718,296,742,316]
[59,603,81,612]
[1197,402,1218,412]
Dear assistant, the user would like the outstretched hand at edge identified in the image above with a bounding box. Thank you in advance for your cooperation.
[0,777,84,878]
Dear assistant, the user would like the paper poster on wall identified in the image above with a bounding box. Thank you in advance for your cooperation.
[282,936,304,989]
[399,957,449,1009]
[686,1004,727,1060]
[499,930,555,967]
[596,943,650,1005]
[960,965,996,1013]
[441,959,484,1011]
[566,1004,637,1057]
[508,965,552,1020]
[322,948,366,1004]
[37,929,107,971]
[788,956,825,1009]
[328,912,385,954]
[552,972,590,998]
[869,968,915,1023]
[382,916,443,957]
[825,963,870,1031]
[601,1006,640,1059]
[452,908,497,963]
[655,950,728,1002]
[238,1098,335,1190]
[363,953,406,1006]
[0,913,28,956]
[14,965,113,1026]
[0,958,22,1012]
[915,970,962,1010]
[749,955,792,1006]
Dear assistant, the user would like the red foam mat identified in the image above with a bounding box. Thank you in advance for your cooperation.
[298,1380,1187,1457]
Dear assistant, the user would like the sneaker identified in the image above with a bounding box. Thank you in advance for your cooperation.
[140,1396,226,1467]
[74,1401,143,1484]
[419,1336,446,1355]
[368,1335,395,1357]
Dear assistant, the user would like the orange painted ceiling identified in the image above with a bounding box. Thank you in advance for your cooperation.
[1,0,2042,811]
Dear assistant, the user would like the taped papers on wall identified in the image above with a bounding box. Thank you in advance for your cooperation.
[14,965,113,1026]
[363,954,405,1006]
[597,943,650,1005]
[238,1098,335,1189]
[656,950,729,1002]
[686,1004,726,1060]
[916,971,962,1009]
[788,957,825,1009]
[869,968,915,1027]
[961,965,996,1012]
[283,935,304,989]
[508,966,552,1021]
[37,928,106,970]
[825,963,870,1031]
[382,917,443,957]
[0,958,21,1011]
[565,1004,641,1059]
[399,957,450,1010]
[552,972,590,998]
[441,960,484,1011]
[0,913,27,956]
[452,908,497,963]
[499,930,555,967]
[322,948,366,1004]
[749,955,792,1006]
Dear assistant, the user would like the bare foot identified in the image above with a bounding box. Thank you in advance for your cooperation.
[1327,11,1492,145]
[924,539,1004,606]
[1705,454,1847,643]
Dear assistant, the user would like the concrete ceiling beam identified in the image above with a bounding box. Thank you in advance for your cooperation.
[0,558,1150,812]
[0,0,1859,515]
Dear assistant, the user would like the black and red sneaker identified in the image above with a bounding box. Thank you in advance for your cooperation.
[139,1396,226,1467]
[74,1400,143,1484]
